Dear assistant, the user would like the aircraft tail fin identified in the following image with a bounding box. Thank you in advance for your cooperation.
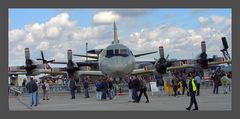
[113,21,119,44]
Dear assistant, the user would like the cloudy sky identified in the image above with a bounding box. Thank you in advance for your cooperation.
[9,9,232,67]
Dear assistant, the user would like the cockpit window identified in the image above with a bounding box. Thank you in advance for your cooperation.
[129,51,133,55]
[120,49,127,54]
[115,49,119,54]
[105,49,129,58]
[106,50,114,57]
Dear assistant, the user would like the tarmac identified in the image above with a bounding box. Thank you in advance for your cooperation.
[9,86,231,111]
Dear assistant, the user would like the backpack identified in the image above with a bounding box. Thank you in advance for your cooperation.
[159,79,164,85]
[42,84,46,90]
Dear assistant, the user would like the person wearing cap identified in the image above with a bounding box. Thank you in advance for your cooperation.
[186,73,199,111]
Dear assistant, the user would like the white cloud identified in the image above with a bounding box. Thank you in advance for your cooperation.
[211,16,225,24]
[37,41,49,50]
[225,18,231,26]
[54,52,65,60]
[198,16,208,24]
[9,12,114,66]
[46,13,74,27]
[122,19,231,60]
[73,26,107,41]
[46,27,60,38]
[95,9,154,18]
[93,11,121,25]
[9,11,232,66]
[9,29,26,42]
[17,44,23,50]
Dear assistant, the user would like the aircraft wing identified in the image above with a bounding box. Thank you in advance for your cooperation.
[8,66,25,72]
[44,68,67,75]
[134,51,158,58]
[87,49,103,54]
[135,61,155,64]
[131,69,154,75]
[208,60,231,66]
[76,61,98,67]
[165,60,231,70]
[8,66,26,75]
[73,54,98,59]
[50,62,67,64]
[8,67,67,76]
[51,61,98,67]
[166,65,195,70]
[9,71,27,76]
[77,70,103,76]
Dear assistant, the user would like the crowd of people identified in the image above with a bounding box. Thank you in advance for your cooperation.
[11,67,231,109]
[128,76,149,103]
[153,68,232,98]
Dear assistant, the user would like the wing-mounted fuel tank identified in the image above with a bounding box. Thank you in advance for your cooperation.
[199,41,208,69]
[24,48,37,76]
[66,49,79,77]
[155,46,168,74]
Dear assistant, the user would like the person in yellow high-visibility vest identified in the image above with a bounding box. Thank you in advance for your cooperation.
[186,73,199,111]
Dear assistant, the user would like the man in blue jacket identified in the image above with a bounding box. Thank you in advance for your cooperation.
[26,77,38,107]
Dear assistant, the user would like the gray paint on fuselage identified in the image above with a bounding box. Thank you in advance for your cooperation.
[29,60,49,75]
[99,44,135,77]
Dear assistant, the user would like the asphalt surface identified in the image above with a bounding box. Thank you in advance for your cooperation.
[9,86,231,111]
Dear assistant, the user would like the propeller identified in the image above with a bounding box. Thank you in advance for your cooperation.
[220,37,231,61]
[36,50,55,63]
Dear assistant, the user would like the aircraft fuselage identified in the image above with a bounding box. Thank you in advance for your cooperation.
[98,44,135,78]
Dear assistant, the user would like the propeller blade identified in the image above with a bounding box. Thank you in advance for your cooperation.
[47,59,55,63]
[166,54,169,60]
[36,58,43,61]
[221,37,229,50]
[41,50,45,61]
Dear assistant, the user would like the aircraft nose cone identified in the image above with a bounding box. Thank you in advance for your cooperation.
[110,63,125,72]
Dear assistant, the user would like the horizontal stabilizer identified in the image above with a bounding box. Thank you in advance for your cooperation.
[87,49,103,54]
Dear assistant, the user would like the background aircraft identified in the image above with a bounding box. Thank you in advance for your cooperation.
[8,48,65,77]
[153,37,232,76]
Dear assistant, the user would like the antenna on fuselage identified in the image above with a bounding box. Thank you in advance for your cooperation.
[113,21,119,44]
